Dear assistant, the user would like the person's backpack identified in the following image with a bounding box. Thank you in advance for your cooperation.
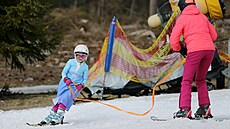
[206,0,226,20]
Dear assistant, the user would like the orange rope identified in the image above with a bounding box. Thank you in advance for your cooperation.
[68,58,186,116]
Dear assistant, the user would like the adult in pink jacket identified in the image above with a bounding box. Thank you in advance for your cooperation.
[170,0,217,119]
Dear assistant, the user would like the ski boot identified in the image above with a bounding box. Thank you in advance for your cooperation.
[173,109,192,119]
[40,109,56,125]
[194,105,213,119]
[50,108,65,125]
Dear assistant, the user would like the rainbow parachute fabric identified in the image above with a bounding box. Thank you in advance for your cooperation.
[77,9,229,116]
[86,10,185,94]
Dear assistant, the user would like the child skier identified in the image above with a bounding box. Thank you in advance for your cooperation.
[170,0,217,119]
[40,44,89,125]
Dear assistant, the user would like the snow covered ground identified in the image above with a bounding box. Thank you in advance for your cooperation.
[0,89,230,129]
[10,85,58,94]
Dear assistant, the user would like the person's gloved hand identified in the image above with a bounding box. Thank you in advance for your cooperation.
[64,77,72,86]
[179,42,187,57]
[76,84,84,91]
[179,46,187,57]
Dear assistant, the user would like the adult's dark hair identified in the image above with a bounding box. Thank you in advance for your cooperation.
[178,0,196,12]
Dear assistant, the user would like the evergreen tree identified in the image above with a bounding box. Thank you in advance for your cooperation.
[0,0,60,70]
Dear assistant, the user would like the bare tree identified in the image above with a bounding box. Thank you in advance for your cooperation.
[74,0,78,8]
[129,0,136,18]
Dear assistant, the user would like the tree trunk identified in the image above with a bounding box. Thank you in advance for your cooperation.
[74,0,78,8]
[129,0,136,18]
[149,0,158,16]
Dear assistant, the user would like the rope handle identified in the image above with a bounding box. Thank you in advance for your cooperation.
[68,82,85,97]
[67,58,185,116]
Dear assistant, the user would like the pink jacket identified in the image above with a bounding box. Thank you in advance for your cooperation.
[170,5,217,53]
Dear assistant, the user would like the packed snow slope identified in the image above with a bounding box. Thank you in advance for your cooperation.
[0,89,230,129]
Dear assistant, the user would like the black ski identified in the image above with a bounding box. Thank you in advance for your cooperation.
[150,116,230,122]
[190,117,230,122]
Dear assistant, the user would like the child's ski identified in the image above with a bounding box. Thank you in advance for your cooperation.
[26,123,46,126]
[26,122,68,126]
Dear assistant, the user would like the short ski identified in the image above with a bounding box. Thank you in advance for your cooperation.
[189,117,230,122]
[150,116,230,122]
[26,122,68,126]
[26,123,46,126]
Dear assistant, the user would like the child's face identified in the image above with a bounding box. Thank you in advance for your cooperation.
[75,52,87,63]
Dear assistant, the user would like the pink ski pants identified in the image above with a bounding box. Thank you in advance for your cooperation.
[179,50,215,110]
